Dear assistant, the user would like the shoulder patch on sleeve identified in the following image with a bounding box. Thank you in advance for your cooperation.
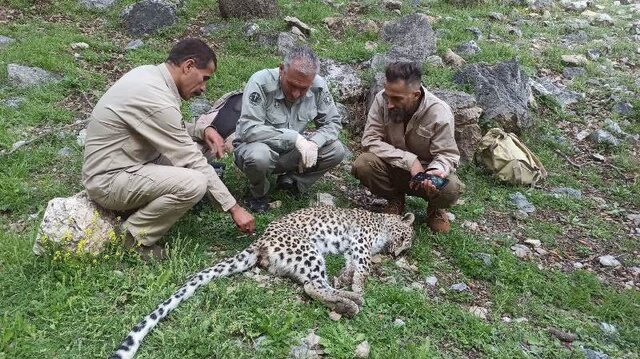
[248,92,262,106]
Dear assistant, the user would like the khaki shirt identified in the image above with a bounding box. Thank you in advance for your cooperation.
[82,64,237,211]
[234,68,342,152]
[362,87,460,176]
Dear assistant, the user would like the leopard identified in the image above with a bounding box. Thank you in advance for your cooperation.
[110,206,415,359]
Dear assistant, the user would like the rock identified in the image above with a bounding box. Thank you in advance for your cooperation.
[33,191,120,256]
[316,193,335,207]
[383,0,402,11]
[630,266,640,276]
[393,318,405,326]
[218,0,278,19]
[591,13,614,26]
[450,283,469,292]
[328,311,341,320]
[566,19,589,31]
[76,129,87,147]
[355,341,370,358]
[591,153,605,162]
[79,0,116,10]
[190,97,211,117]
[588,129,620,146]
[529,77,584,109]
[524,239,541,247]
[335,102,350,125]
[466,27,482,40]
[290,26,305,39]
[446,212,455,222]
[2,97,24,108]
[269,200,282,209]
[455,40,481,57]
[284,16,314,36]
[586,49,601,60]
[560,0,589,12]
[561,54,588,66]
[599,322,617,335]
[380,14,436,64]
[462,220,479,231]
[0,35,15,48]
[57,147,72,157]
[243,22,259,37]
[512,210,529,221]
[469,306,488,319]
[510,192,535,213]
[7,64,62,88]
[563,31,589,44]
[70,42,89,50]
[304,332,321,348]
[364,41,377,51]
[502,316,512,323]
[277,32,304,56]
[512,244,531,258]
[630,21,640,35]
[125,39,144,51]
[443,48,466,67]
[507,25,522,38]
[612,101,633,115]
[11,140,27,151]
[573,262,584,269]
[627,214,640,226]
[474,252,492,266]
[582,348,610,359]
[453,60,532,133]
[425,55,443,67]
[548,327,578,342]
[120,0,178,36]
[425,276,438,286]
[319,59,363,103]
[598,255,621,267]
[514,317,528,323]
[550,187,582,199]
[289,343,319,359]
[535,247,548,255]
[201,23,229,36]
[563,67,586,79]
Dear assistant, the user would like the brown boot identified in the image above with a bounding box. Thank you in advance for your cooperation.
[427,207,450,233]
[383,196,405,215]
[123,230,167,261]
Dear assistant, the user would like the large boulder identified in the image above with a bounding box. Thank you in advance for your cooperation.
[320,59,364,103]
[378,13,437,66]
[120,0,178,36]
[7,64,62,88]
[454,60,532,133]
[218,0,278,19]
[33,191,120,256]
[432,89,483,163]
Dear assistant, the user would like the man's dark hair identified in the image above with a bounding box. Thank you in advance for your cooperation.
[385,62,422,87]
[167,38,217,70]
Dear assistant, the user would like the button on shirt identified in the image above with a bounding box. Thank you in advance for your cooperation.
[82,63,237,211]
[234,68,342,152]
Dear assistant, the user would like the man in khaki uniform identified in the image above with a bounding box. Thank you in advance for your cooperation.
[351,62,464,233]
[233,46,345,212]
[82,38,255,259]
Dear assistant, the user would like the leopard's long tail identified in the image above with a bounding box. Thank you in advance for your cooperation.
[109,246,259,359]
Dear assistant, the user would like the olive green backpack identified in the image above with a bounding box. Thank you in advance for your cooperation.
[475,128,547,186]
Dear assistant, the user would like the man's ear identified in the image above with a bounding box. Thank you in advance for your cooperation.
[182,58,196,74]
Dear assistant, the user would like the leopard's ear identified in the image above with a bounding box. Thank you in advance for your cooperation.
[401,213,415,225]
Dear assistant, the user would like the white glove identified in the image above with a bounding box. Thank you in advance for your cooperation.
[295,135,318,169]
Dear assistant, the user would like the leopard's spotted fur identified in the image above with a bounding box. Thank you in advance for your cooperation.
[110,206,415,359]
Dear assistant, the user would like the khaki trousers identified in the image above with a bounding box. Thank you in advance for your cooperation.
[234,139,345,198]
[351,152,465,209]
[92,163,208,246]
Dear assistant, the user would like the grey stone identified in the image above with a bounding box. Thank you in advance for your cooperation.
[591,13,614,27]
[474,253,492,266]
[454,60,532,133]
[562,67,586,79]
[277,32,304,56]
[455,40,481,57]
[507,25,522,38]
[627,214,640,226]
[588,129,620,146]
[511,244,531,258]
[79,0,116,10]
[560,0,589,11]
[381,13,436,64]
[190,97,211,117]
[630,21,640,35]
[384,0,402,10]
[582,348,610,359]
[7,64,62,88]
[335,102,350,125]
[598,255,621,267]
[201,23,229,36]
[425,275,438,286]
[120,0,178,36]
[125,39,144,51]
[599,322,617,335]
[450,283,469,292]
[488,12,504,21]
[33,191,120,256]
[284,16,313,36]
[604,119,624,136]
[316,193,336,207]
[77,129,87,147]
[2,97,24,108]
[561,54,588,66]
[243,22,259,37]
[219,0,278,19]
[529,77,584,109]
[586,49,601,60]
[510,192,535,213]
[289,344,319,359]
[566,19,589,31]
[563,31,589,44]
[425,55,443,67]
[0,35,15,47]
[466,27,482,40]
[393,318,405,326]
[513,209,529,221]
[550,187,582,199]
[319,59,363,103]
[612,101,633,115]
[57,147,72,157]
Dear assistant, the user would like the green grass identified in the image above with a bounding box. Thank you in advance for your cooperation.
[1,0,639,358]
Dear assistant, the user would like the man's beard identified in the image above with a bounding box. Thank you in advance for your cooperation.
[388,108,409,123]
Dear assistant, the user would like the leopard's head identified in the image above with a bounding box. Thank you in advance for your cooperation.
[387,212,415,257]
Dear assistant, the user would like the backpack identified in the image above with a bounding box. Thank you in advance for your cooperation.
[474,128,547,186]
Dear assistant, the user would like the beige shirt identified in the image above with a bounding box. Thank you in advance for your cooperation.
[82,64,237,211]
[234,68,342,152]
[362,87,460,176]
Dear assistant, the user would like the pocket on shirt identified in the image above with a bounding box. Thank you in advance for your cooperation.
[265,114,287,128]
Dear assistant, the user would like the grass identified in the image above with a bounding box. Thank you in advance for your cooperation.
[1,0,639,358]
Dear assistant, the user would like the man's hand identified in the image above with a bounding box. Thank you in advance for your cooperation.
[229,204,255,234]
[295,135,318,169]
[203,126,226,159]
[409,168,446,198]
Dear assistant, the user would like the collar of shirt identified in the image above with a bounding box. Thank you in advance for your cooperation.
[158,63,182,106]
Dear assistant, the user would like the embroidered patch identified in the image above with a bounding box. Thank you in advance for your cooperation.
[248,92,262,106]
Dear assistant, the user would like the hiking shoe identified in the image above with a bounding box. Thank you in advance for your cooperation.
[426,207,450,233]
[276,175,300,196]
[246,195,270,213]
[122,230,167,261]
[383,196,406,215]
